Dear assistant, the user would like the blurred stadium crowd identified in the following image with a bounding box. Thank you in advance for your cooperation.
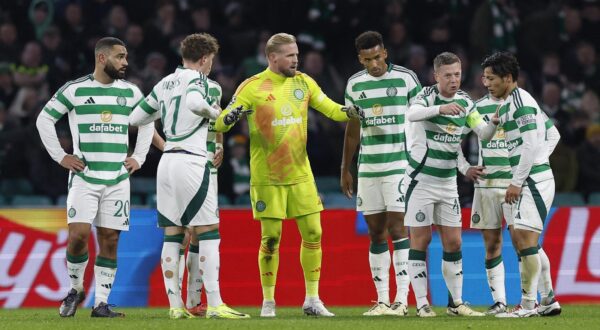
[0,0,598,207]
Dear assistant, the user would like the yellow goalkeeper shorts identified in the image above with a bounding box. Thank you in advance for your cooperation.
[250,181,323,220]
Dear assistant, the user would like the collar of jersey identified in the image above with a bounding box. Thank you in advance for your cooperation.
[264,68,288,82]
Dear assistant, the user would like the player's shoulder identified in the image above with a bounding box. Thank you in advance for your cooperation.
[389,64,419,83]
[207,77,221,88]
[474,94,490,105]
[57,74,94,94]
[348,69,368,83]
[421,84,438,97]
[234,73,261,95]
[456,90,474,104]
[509,87,537,109]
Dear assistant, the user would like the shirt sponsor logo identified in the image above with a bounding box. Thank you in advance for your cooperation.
[364,116,396,127]
[516,114,536,127]
[506,139,520,151]
[280,104,293,116]
[272,116,302,126]
[101,111,112,123]
[372,104,383,116]
[432,133,461,143]
[89,123,125,133]
[445,123,457,134]
[485,139,508,149]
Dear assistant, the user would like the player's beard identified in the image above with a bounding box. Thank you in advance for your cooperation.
[280,65,296,77]
[104,61,126,79]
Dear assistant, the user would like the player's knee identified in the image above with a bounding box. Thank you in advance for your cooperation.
[261,236,281,254]
[302,226,322,242]
[485,241,502,257]
[368,230,386,243]
[68,231,89,252]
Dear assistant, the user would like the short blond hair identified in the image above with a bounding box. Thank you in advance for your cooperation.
[265,33,296,56]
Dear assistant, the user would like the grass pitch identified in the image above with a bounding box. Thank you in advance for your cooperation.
[1,305,598,329]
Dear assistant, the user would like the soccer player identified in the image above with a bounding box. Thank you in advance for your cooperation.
[404,52,498,317]
[129,33,249,319]
[480,52,561,318]
[340,31,420,316]
[215,32,364,317]
[36,37,154,317]
[179,78,225,318]
[458,85,561,315]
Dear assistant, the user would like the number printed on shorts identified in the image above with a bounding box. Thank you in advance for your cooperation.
[113,200,130,217]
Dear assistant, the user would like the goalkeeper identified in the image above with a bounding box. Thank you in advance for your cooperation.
[215,32,363,317]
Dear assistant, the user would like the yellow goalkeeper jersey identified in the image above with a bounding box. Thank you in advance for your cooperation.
[216,68,349,185]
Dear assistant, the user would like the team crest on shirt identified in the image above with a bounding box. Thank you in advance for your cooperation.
[445,123,457,134]
[68,207,76,218]
[117,96,127,106]
[256,200,266,212]
[416,210,426,222]
[386,87,397,97]
[281,104,293,116]
[372,104,383,116]
[471,212,481,224]
[293,89,304,100]
[357,196,363,206]
[101,111,113,122]
[494,127,505,139]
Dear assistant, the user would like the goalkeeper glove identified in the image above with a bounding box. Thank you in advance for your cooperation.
[223,106,253,125]
[341,105,365,120]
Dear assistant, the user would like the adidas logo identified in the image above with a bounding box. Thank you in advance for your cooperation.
[265,94,276,101]
[396,196,405,203]
[122,218,129,226]
[84,97,95,104]
[515,212,521,219]
[358,92,367,99]
[455,271,463,276]
[414,271,427,279]
[396,270,408,276]
[101,283,112,289]
[311,267,321,273]
[261,272,274,276]
[167,288,175,295]
[491,287,496,292]
[69,275,78,279]
[373,276,382,282]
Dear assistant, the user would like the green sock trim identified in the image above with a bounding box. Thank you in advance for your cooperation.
[369,241,389,254]
[408,249,426,261]
[485,255,503,269]
[519,246,539,257]
[189,244,199,253]
[443,251,462,262]
[66,252,88,264]
[164,234,185,243]
[393,238,410,250]
[95,256,117,268]
[197,229,220,241]
[179,248,185,256]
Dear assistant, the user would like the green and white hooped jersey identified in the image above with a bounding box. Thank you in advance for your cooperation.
[498,87,553,184]
[206,78,222,174]
[42,74,144,185]
[472,95,511,187]
[406,85,476,185]
[469,95,556,188]
[138,66,211,156]
[345,64,421,178]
